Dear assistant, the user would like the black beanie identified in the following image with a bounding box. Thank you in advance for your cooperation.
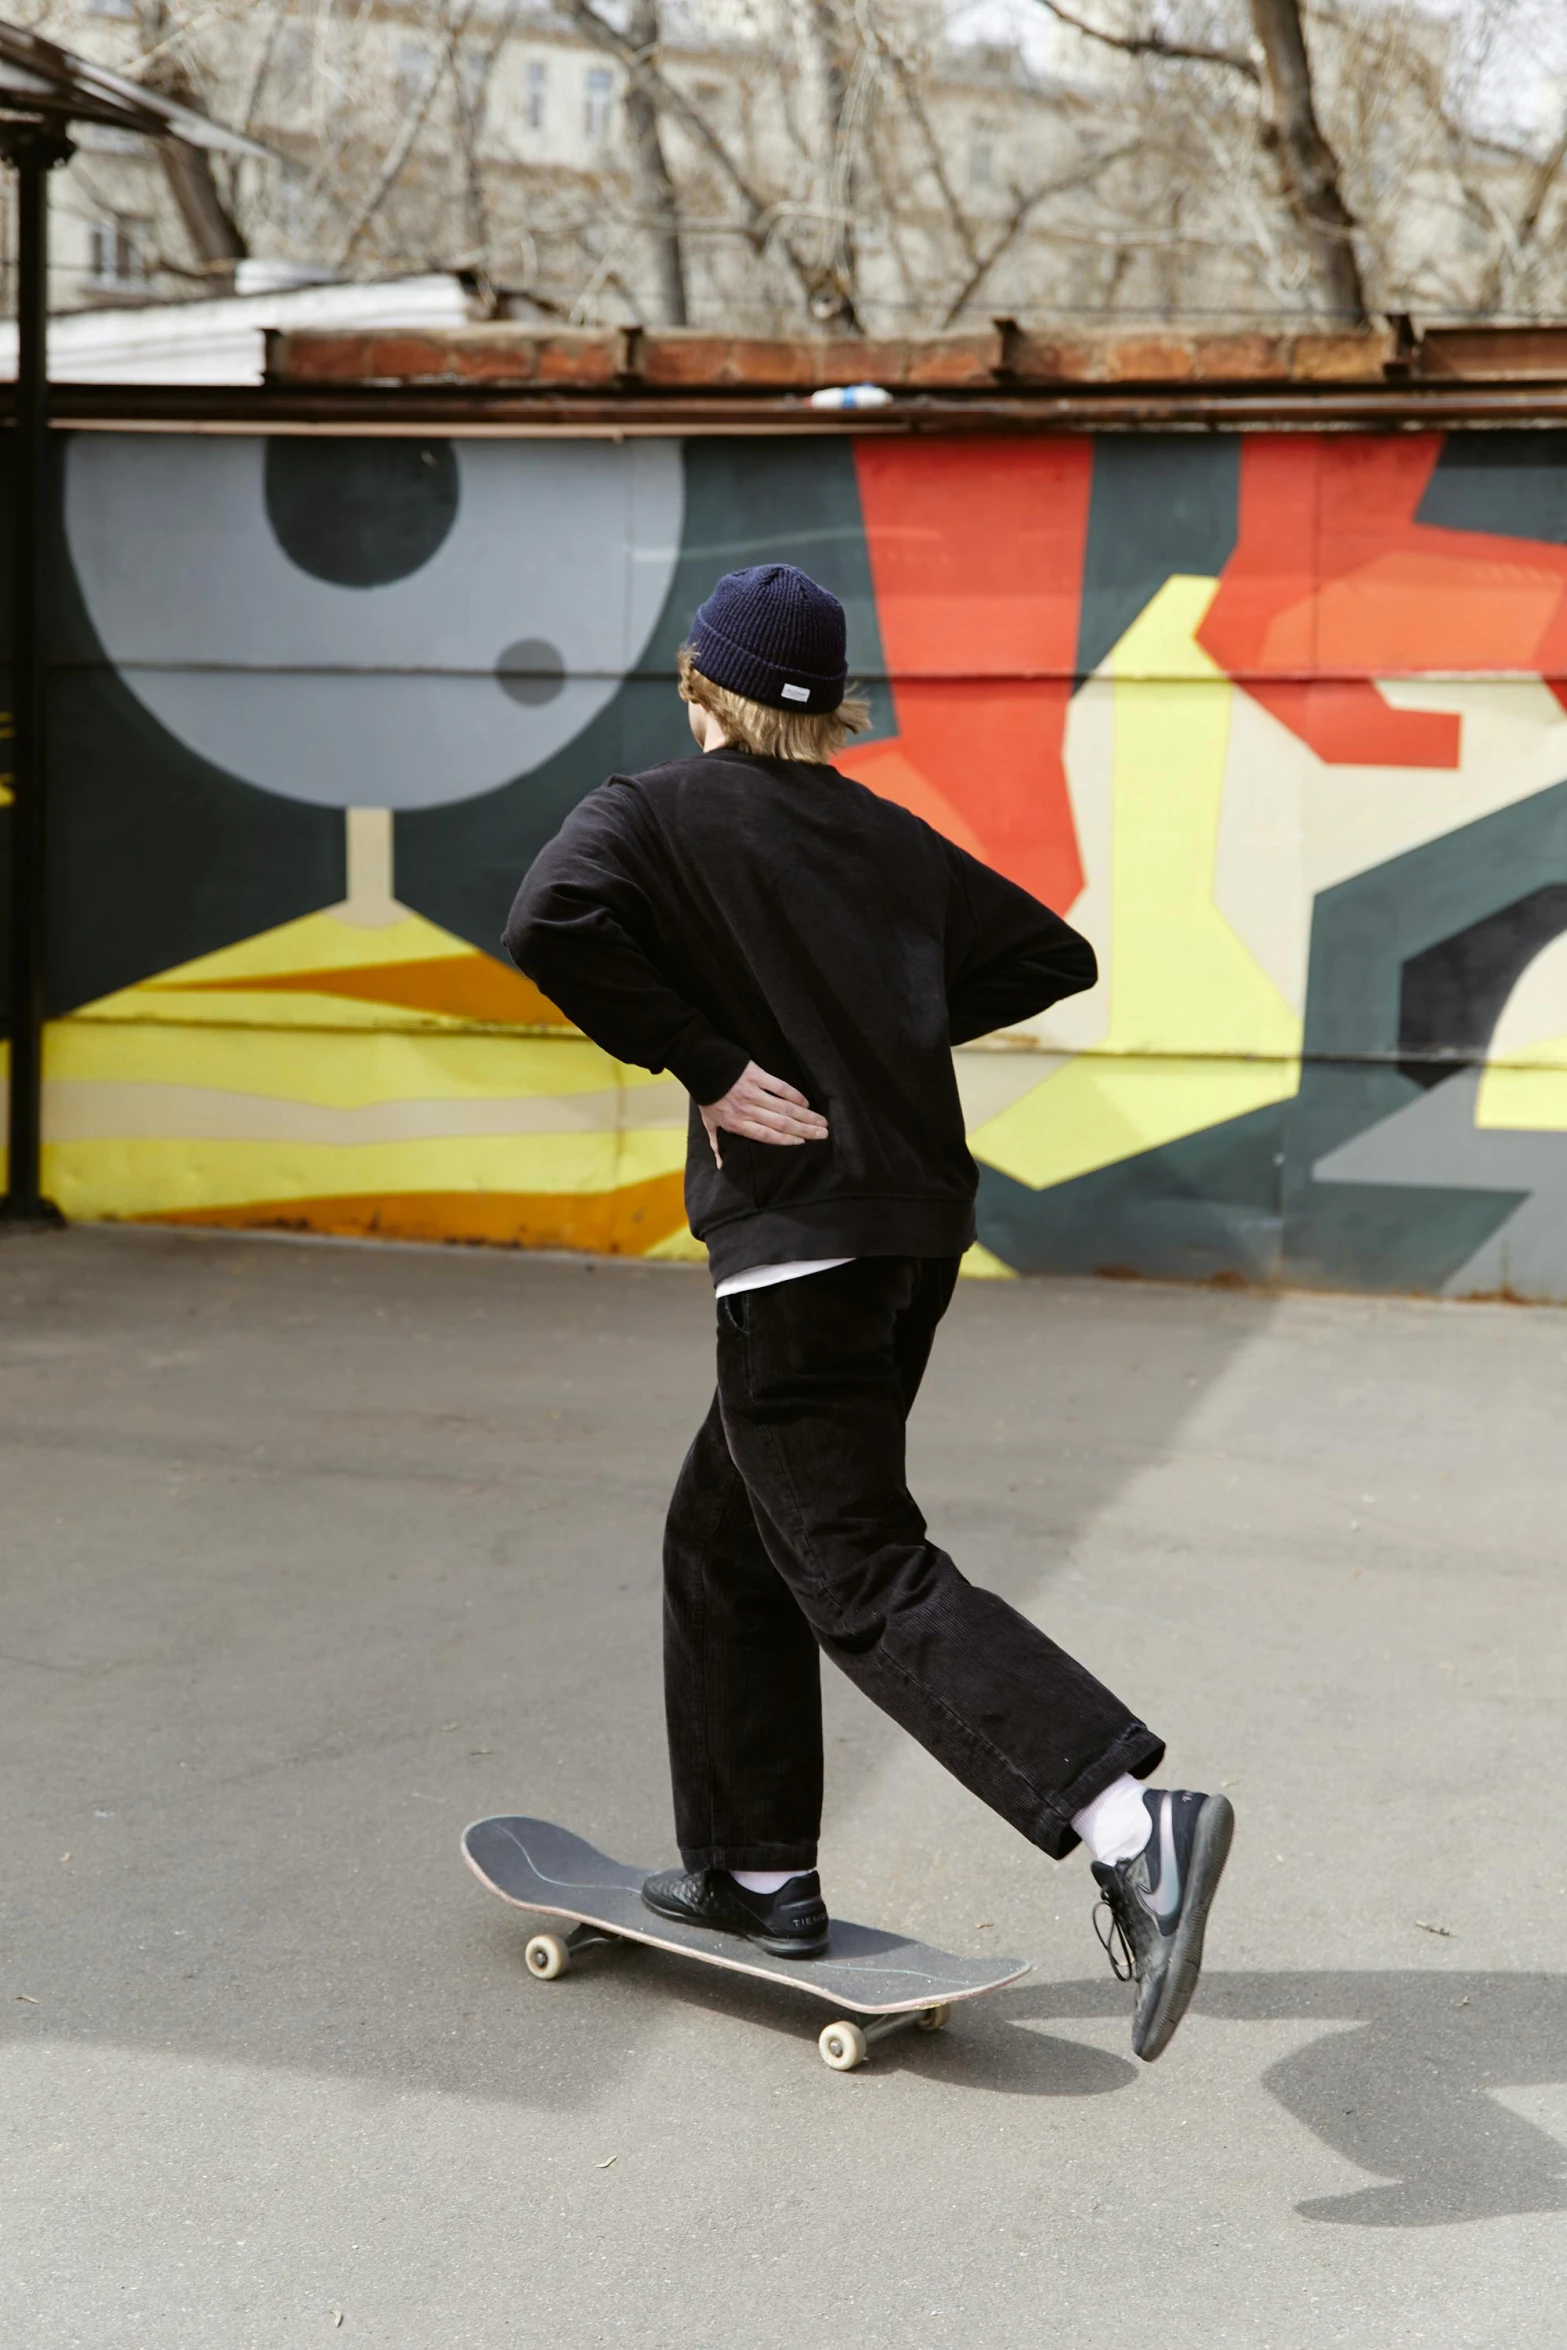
[687,563,848,715]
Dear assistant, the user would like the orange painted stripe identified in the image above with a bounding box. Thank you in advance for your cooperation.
[155,955,572,1028]
[139,1169,690,1256]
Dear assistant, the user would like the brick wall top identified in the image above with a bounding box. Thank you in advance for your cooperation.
[266,320,1437,392]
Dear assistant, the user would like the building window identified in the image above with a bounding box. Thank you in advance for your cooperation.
[89,215,150,287]
[584,65,613,143]
[968,128,996,189]
[85,0,138,16]
[276,23,311,87]
[454,43,488,122]
[525,58,547,130]
[396,37,432,108]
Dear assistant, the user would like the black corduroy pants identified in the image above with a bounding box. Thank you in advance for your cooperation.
[662,1255,1164,1872]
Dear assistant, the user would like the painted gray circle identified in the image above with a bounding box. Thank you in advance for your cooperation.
[65,435,685,809]
[496,638,566,706]
[264,436,459,588]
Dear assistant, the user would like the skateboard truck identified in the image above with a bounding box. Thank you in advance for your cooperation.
[523,1921,953,2070]
[524,1923,614,1979]
[816,2005,951,2072]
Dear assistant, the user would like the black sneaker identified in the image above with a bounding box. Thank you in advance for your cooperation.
[1091,1789,1234,2062]
[641,1867,830,1958]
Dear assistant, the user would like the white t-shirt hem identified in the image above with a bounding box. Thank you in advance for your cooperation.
[713,1257,854,1299]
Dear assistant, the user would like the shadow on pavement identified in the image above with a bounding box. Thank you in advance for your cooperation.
[577,1936,1141,2097]
[1019,1970,1567,2227]
[12,1235,1560,2234]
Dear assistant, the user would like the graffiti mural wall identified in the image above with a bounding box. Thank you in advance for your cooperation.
[6,423,1567,1295]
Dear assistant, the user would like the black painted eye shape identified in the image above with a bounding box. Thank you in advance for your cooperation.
[264,436,460,588]
[495,638,566,705]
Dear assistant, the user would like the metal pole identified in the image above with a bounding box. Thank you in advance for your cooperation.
[1,124,71,1227]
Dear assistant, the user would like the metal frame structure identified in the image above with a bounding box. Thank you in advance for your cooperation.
[0,21,265,1225]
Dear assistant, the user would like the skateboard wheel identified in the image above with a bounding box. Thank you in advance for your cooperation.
[915,2003,951,2033]
[818,2019,868,2072]
[525,1931,571,1980]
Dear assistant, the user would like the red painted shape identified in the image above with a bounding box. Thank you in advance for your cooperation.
[1198,434,1567,766]
[842,439,1092,909]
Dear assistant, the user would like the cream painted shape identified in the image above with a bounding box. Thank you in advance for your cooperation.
[972,577,1302,1195]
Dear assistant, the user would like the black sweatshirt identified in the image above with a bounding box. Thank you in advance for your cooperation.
[503,749,1096,1282]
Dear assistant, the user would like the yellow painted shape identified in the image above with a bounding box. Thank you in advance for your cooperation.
[43,1080,684,1147]
[46,1018,631,1108]
[45,1122,687,1224]
[148,906,470,986]
[74,984,485,1035]
[30,1010,686,1238]
[979,1052,1298,1196]
[959,1241,1017,1280]
[1476,1036,1567,1131]
[612,1229,1020,1276]
[645,1224,708,1263]
[974,577,1303,1193]
[70,904,565,1035]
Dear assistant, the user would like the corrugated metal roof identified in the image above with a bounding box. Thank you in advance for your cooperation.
[0,21,269,154]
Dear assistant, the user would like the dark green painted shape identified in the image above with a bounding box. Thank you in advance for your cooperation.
[1074,437,1239,680]
[1416,431,1567,548]
[976,1100,1285,1284]
[1399,881,1567,1088]
[1280,780,1567,1290]
[397,437,890,959]
[975,773,1567,1293]
[5,439,344,1024]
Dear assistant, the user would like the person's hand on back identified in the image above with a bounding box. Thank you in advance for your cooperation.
[700,1062,829,1167]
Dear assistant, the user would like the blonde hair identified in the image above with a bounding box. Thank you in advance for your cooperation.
[678,644,872,764]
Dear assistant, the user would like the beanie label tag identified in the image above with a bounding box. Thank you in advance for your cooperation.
[780,682,810,703]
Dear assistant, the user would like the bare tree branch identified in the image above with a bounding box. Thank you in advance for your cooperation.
[136,5,248,286]
[880,36,980,266]
[939,141,1142,325]
[450,2,527,274]
[39,0,1567,340]
[562,0,830,324]
[563,0,773,252]
[1476,104,1567,314]
[235,0,287,138]
[624,0,687,325]
[1248,0,1366,320]
[337,0,480,268]
[1031,0,1260,84]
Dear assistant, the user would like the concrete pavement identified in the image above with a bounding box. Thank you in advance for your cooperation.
[1,1226,1562,2348]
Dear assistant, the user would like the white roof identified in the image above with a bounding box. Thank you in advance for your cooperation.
[0,272,475,385]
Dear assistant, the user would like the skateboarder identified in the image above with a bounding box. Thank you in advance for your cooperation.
[504,563,1232,2062]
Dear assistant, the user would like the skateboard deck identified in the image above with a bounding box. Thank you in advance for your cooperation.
[462,1815,1031,2070]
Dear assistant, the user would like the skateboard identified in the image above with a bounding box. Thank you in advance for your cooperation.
[462,1815,1030,2071]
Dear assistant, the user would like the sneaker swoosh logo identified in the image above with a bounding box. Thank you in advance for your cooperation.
[1138,1799,1182,1931]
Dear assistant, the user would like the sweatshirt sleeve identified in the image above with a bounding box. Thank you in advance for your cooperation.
[502,782,750,1103]
[942,839,1097,1046]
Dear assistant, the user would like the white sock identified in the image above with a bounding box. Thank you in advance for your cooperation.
[730,1868,798,1894]
[1071,1774,1153,1866]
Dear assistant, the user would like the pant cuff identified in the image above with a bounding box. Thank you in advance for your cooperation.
[679,1841,819,1873]
[1032,1722,1166,1860]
